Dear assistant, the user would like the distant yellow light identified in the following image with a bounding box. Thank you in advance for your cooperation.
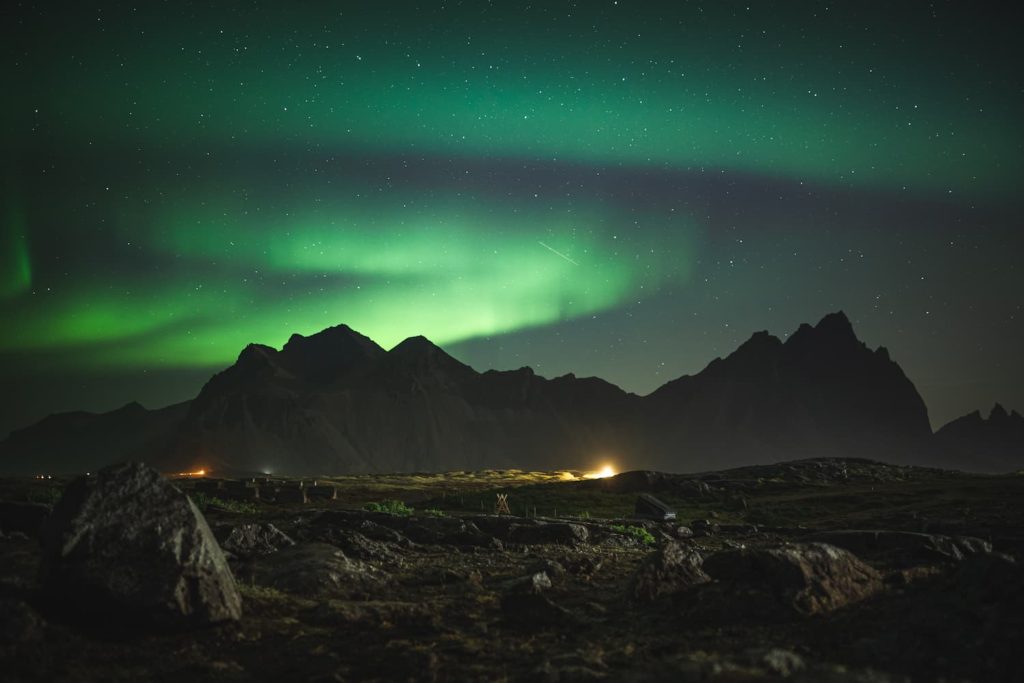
[559,471,577,481]
[584,465,616,479]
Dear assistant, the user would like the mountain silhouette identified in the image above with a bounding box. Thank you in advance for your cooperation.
[934,403,1024,470]
[0,312,1014,475]
[643,312,931,467]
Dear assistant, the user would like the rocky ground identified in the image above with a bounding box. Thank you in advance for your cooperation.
[1,458,1022,682]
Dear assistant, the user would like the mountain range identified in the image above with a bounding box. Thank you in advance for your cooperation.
[1,312,1019,475]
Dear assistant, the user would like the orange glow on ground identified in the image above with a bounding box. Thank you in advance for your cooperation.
[175,469,208,478]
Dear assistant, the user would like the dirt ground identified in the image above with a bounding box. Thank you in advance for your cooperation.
[2,458,1022,682]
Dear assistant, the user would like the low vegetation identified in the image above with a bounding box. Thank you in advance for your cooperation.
[26,486,64,506]
[610,523,657,545]
[363,499,414,516]
[189,492,259,515]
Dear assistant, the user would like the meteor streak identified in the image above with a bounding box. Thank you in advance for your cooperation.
[538,241,580,266]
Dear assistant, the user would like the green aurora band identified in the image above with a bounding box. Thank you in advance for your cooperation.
[7,4,1020,196]
[2,2,1020,376]
[1,191,699,367]
[1,203,32,299]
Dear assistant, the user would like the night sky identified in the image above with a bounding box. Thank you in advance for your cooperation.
[2,1,1022,437]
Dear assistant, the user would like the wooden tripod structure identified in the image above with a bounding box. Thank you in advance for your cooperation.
[495,493,511,515]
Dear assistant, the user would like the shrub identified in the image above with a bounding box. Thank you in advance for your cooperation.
[610,524,657,546]
[364,499,414,516]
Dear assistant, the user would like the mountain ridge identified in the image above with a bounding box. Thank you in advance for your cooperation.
[2,312,1019,475]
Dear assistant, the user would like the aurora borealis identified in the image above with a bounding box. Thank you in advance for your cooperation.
[2,2,1022,436]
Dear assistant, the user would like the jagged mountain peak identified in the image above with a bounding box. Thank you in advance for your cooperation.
[786,310,860,351]
[115,401,148,415]
[816,310,855,335]
[285,322,356,343]
[384,335,476,379]
[935,401,1024,468]
[962,409,984,423]
[735,329,784,356]
[692,329,784,381]
[389,335,443,356]
[236,343,279,365]
[282,323,383,358]
[945,403,1021,427]
[277,324,385,382]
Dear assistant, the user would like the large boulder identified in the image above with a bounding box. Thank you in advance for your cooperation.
[632,541,710,602]
[702,542,882,616]
[39,462,242,628]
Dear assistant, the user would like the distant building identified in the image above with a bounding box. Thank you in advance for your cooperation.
[634,493,676,521]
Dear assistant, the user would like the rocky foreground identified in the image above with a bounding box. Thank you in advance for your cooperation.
[1,459,1023,682]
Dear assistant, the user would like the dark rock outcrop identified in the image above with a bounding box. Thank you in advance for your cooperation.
[39,462,241,628]
[501,592,580,627]
[702,542,882,616]
[952,552,1020,600]
[0,599,45,643]
[501,571,553,595]
[0,501,51,535]
[804,530,992,565]
[220,523,295,559]
[240,543,387,597]
[509,522,589,547]
[632,541,710,602]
